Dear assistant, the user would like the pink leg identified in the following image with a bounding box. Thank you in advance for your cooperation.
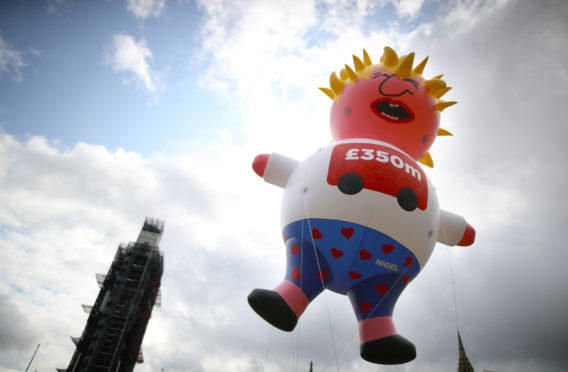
[358,316,397,343]
[248,280,311,332]
[358,316,416,364]
[274,280,310,318]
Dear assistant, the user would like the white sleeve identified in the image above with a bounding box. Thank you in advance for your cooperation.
[263,152,300,188]
[437,209,467,246]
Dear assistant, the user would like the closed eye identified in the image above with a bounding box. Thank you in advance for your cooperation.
[374,73,418,89]
[373,72,389,79]
[404,78,419,89]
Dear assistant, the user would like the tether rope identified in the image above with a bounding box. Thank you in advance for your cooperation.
[261,327,273,372]
[301,151,341,372]
[440,220,461,332]
[300,146,414,372]
[321,261,413,372]
[261,145,456,372]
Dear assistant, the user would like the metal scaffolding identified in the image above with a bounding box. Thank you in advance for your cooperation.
[61,218,164,372]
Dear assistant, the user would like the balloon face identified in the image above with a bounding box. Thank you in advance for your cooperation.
[330,68,440,160]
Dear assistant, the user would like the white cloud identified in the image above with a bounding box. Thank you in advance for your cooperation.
[194,0,407,158]
[126,0,167,20]
[105,33,166,97]
[0,294,38,351]
[393,0,425,19]
[0,131,285,371]
[2,0,568,371]
[0,32,25,82]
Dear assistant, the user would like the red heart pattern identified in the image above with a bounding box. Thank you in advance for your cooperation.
[312,228,323,239]
[360,249,372,260]
[341,227,354,239]
[359,301,371,312]
[381,244,394,255]
[291,268,301,279]
[349,271,362,279]
[376,284,389,296]
[330,248,343,259]
[291,244,300,255]
[284,225,418,296]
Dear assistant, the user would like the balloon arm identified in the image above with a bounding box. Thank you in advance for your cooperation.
[437,209,475,246]
[253,152,300,188]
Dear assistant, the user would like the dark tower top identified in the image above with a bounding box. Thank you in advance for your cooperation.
[457,332,474,372]
[62,218,164,372]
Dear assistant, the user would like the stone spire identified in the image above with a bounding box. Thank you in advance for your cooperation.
[457,332,474,372]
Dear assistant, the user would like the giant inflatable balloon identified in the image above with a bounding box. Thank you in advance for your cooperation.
[248,46,475,365]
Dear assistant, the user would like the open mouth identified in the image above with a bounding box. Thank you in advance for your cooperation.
[371,98,414,123]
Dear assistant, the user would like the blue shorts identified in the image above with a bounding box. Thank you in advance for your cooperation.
[281,219,420,320]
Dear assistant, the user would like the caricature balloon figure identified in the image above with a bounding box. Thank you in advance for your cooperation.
[248,47,475,365]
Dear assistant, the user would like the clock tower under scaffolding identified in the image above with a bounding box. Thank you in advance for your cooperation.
[457,332,474,372]
[60,218,164,372]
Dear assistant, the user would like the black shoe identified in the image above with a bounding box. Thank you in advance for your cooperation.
[247,288,298,332]
[360,334,416,365]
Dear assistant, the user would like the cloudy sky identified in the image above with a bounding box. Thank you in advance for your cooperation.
[1,0,567,371]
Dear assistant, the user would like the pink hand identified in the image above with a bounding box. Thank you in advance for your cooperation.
[252,154,269,177]
[458,223,475,246]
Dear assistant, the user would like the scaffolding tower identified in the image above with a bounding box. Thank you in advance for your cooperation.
[457,332,475,372]
[60,218,164,372]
